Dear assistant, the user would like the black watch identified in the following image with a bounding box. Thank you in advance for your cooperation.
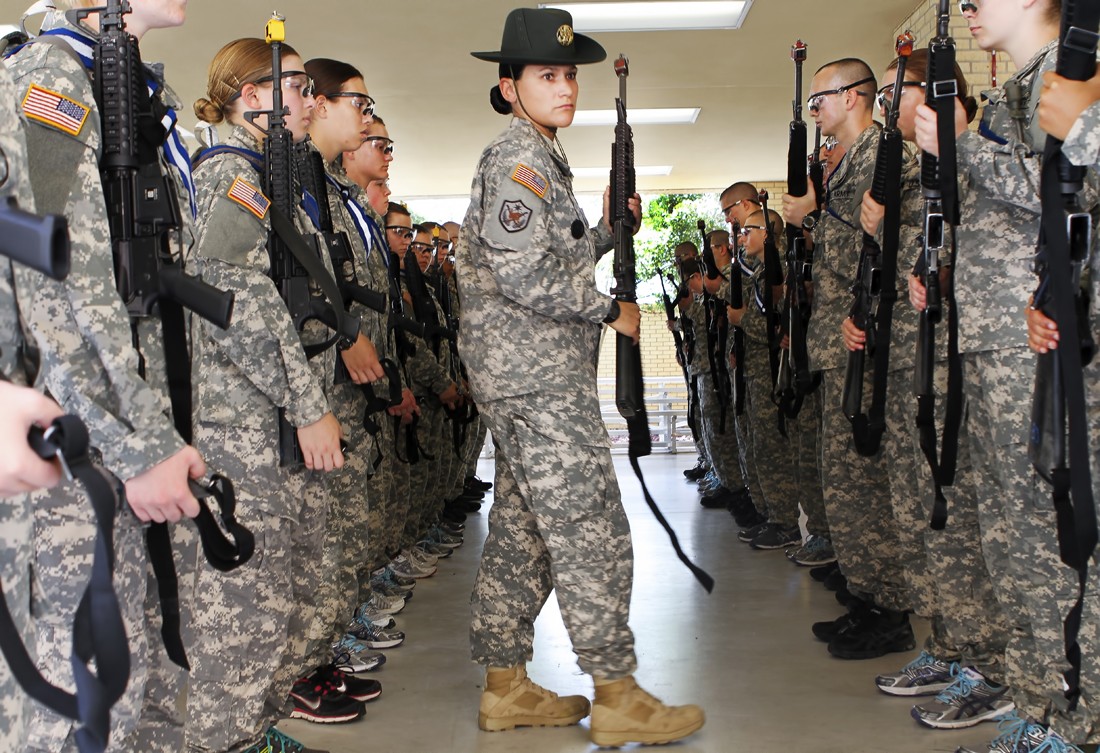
[603,299,621,324]
[801,212,819,233]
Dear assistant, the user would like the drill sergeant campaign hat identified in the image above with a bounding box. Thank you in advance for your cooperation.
[471,7,606,66]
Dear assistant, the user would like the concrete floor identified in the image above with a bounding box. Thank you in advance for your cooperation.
[280,454,998,753]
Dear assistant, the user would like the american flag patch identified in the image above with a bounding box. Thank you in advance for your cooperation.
[511,163,548,199]
[227,177,270,220]
[21,84,90,137]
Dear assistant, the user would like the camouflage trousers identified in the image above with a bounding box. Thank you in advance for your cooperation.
[744,354,797,527]
[696,372,747,493]
[364,435,395,578]
[471,396,637,679]
[1048,359,1100,744]
[326,382,378,632]
[819,367,909,611]
[25,477,154,753]
[799,381,829,537]
[394,421,418,552]
[185,423,298,753]
[893,362,1007,676]
[0,492,33,751]
[727,361,764,515]
[407,401,444,543]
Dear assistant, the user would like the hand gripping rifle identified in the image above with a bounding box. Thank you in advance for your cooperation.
[916,0,964,532]
[775,40,816,419]
[254,14,360,467]
[698,219,732,431]
[841,32,913,456]
[1029,0,1100,711]
[609,55,712,592]
[83,0,252,673]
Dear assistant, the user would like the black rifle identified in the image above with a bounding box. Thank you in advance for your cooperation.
[757,190,785,434]
[0,198,70,280]
[432,262,477,455]
[403,248,454,357]
[775,40,816,420]
[726,221,747,416]
[659,271,698,441]
[1029,0,1099,710]
[917,0,964,532]
[698,219,732,431]
[253,15,359,466]
[610,55,712,592]
[842,32,913,456]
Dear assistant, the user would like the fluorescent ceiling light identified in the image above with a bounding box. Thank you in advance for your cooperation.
[572,165,672,178]
[571,107,700,126]
[541,1,752,32]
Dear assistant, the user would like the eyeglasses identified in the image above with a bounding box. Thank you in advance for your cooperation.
[409,242,434,254]
[324,92,376,118]
[738,225,765,237]
[875,80,926,111]
[721,197,759,216]
[386,225,413,240]
[807,76,875,113]
[364,136,394,156]
[959,1,978,13]
[228,70,315,102]
[433,238,451,249]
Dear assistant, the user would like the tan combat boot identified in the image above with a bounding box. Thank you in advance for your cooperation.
[590,676,705,747]
[478,666,591,732]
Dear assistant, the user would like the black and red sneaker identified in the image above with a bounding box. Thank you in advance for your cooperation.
[289,676,364,724]
[315,663,382,702]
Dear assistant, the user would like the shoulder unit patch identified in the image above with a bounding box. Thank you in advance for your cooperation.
[499,199,532,233]
[511,163,548,199]
[227,176,271,220]
[22,84,90,137]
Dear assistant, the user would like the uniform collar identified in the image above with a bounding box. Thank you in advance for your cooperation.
[510,117,572,177]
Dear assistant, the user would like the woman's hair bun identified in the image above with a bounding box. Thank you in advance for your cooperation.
[489,85,512,115]
[193,97,225,125]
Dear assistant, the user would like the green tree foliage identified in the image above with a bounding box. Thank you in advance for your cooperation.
[635,193,724,299]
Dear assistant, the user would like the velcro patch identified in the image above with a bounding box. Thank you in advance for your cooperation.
[511,163,548,199]
[227,177,270,220]
[22,84,90,137]
[499,199,532,233]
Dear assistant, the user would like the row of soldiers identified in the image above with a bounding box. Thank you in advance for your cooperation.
[0,2,493,753]
[667,1,1100,752]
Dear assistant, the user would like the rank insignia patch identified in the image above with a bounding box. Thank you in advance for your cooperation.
[22,84,90,137]
[499,200,532,233]
[511,163,548,199]
[227,177,271,219]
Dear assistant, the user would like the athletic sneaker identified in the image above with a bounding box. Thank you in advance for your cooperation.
[683,461,707,481]
[426,525,463,549]
[406,546,439,568]
[912,666,1015,729]
[331,637,386,673]
[466,475,493,492]
[786,535,838,566]
[361,590,406,616]
[828,608,915,660]
[750,523,802,550]
[876,651,956,696]
[390,552,435,579]
[352,606,396,629]
[289,677,364,724]
[346,618,405,649]
[247,726,330,753]
[737,522,769,543]
[371,566,415,594]
[313,663,382,702]
[956,713,1069,753]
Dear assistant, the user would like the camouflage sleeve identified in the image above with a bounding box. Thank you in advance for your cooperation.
[193,164,328,428]
[591,217,613,258]
[0,62,34,383]
[956,127,1042,213]
[10,48,184,480]
[1062,100,1100,169]
[475,151,612,325]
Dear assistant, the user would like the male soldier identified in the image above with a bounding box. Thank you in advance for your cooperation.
[783,57,915,660]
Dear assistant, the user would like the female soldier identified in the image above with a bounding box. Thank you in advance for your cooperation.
[187,36,356,751]
[459,7,703,747]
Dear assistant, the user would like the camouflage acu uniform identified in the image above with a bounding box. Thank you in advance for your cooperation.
[807,122,908,611]
[952,40,1083,722]
[458,118,636,678]
[1026,75,1100,744]
[7,16,199,751]
[0,58,36,752]
[737,259,798,528]
[186,126,332,752]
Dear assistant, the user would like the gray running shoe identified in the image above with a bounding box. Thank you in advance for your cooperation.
[912,666,1014,729]
[876,651,956,696]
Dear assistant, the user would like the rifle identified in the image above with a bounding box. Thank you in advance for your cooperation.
[757,190,785,433]
[0,198,69,280]
[403,247,454,356]
[698,219,732,431]
[253,14,359,466]
[841,32,913,456]
[775,40,816,419]
[726,221,747,416]
[659,271,698,442]
[917,0,964,531]
[1029,0,1099,710]
[610,54,712,592]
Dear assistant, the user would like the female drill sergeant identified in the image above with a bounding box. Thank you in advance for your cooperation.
[458,7,704,747]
